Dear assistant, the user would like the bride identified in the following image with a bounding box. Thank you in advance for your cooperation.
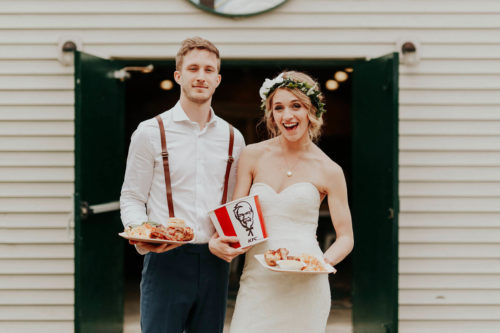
[209,71,354,333]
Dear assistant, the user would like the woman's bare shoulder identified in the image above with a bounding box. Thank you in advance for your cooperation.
[314,146,344,178]
[242,139,275,156]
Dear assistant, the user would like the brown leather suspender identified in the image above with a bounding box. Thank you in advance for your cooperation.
[221,124,235,205]
[155,115,175,217]
[155,115,235,217]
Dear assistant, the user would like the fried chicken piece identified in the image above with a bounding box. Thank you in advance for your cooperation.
[300,254,327,272]
[277,248,289,260]
[264,250,281,266]
[150,225,169,239]
[264,248,291,266]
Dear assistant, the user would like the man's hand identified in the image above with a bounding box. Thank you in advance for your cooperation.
[208,232,250,262]
[129,240,182,253]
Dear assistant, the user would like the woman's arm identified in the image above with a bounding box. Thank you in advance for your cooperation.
[323,163,354,266]
[231,145,257,200]
[209,145,258,261]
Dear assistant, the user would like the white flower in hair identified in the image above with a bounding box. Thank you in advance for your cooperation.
[259,73,284,99]
[307,86,316,96]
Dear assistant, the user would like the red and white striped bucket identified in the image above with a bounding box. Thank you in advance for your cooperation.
[209,195,268,248]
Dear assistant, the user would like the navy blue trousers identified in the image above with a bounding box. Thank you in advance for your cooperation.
[140,244,230,333]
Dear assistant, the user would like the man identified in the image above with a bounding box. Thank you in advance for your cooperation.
[120,37,246,333]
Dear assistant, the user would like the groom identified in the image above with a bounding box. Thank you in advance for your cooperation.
[120,37,246,333]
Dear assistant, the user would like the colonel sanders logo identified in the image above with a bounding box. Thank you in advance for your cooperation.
[233,201,254,236]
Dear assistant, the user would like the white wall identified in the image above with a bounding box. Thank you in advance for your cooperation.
[0,0,499,332]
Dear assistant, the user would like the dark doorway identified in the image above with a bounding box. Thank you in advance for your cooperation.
[75,53,398,333]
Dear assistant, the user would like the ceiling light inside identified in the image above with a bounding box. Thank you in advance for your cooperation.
[325,79,339,91]
[160,80,174,90]
[334,71,348,82]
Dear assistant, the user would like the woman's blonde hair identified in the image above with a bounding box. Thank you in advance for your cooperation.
[262,71,324,142]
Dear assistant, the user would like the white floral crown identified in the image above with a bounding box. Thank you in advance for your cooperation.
[259,73,326,118]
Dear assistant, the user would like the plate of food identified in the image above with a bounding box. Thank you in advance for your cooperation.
[119,218,195,244]
[254,248,336,274]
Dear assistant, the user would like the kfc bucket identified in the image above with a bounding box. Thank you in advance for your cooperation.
[209,195,268,248]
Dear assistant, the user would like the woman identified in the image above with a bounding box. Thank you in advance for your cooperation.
[212,71,354,332]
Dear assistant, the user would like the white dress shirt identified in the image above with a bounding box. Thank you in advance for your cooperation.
[120,101,245,245]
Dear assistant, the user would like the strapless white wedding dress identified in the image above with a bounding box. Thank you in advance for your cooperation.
[229,182,331,333]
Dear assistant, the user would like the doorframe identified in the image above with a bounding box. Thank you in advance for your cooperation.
[73,57,399,330]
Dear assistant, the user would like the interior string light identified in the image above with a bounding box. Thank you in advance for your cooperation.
[334,71,348,82]
[325,79,339,91]
[160,80,174,90]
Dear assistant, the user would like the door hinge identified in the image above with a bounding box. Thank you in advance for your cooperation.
[113,64,154,81]
[388,208,394,220]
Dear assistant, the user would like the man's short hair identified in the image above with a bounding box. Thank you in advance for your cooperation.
[176,36,221,72]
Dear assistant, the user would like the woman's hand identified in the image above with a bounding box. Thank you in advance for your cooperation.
[129,240,182,253]
[208,232,250,262]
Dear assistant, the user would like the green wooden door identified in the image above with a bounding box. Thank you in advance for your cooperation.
[351,53,399,333]
[74,51,126,333]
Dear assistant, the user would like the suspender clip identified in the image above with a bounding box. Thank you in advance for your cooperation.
[228,156,234,163]
[162,151,168,157]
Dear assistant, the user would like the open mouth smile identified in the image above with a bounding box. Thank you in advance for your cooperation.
[283,122,298,130]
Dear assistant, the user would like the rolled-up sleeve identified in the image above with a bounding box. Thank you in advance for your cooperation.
[120,123,155,228]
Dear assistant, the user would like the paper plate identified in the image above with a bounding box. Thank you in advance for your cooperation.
[254,254,336,274]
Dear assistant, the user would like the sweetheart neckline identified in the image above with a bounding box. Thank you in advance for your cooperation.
[251,182,321,202]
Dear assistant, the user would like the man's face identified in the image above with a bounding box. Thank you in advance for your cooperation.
[174,49,221,105]
[237,205,253,226]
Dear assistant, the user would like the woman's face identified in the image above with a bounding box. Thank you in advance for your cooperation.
[271,89,310,142]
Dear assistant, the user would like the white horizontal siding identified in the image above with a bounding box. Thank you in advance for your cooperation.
[400,152,500,167]
[0,322,74,333]
[400,182,500,196]
[400,212,500,228]
[402,137,500,151]
[400,243,500,258]
[400,289,500,305]
[0,137,73,151]
[1,13,500,30]
[0,167,73,182]
[400,228,500,244]
[401,166,500,181]
[400,274,500,290]
[400,105,500,120]
[0,182,73,196]
[0,91,73,105]
[0,305,73,320]
[400,305,500,321]
[399,321,500,333]
[0,228,73,243]
[0,0,498,331]
[0,259,74,274]
[2,29,500,45]
[0,290,73,305]
[0,274,73,289]
[0,106,74,120]
[0,121,74,135]
[400,120,500,135]
[401,197,500,212]
[0,76,74,90]
[0,244,74,258]
[0,213,72,228]
[0,152,74,167]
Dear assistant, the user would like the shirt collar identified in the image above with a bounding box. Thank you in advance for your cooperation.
[172,101,218,127]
